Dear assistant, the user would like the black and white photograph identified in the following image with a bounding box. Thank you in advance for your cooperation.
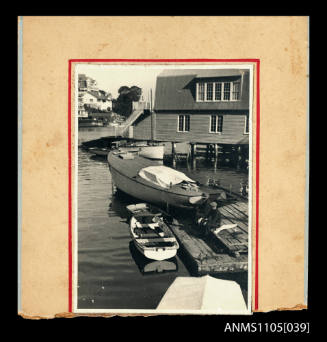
[74,64,253,314]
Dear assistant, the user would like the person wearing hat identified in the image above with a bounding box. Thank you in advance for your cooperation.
[197,201,221,237]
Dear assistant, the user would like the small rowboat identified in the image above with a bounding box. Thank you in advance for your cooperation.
[117,144,164,160]
[89,144,164,160]
[88,147,110,156]
[127,203,179,261]
[129,241,178,275]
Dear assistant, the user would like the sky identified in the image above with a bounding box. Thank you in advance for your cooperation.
[76,65,164,102]
[75,64,252,103]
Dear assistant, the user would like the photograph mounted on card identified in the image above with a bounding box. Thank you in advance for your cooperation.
[18,16,308,319]
[70,62,257,315]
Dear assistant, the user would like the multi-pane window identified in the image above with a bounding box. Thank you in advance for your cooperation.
[223,82,231,100]
[232,82,240,100]
[244,115,249,134]
[197,83,205,101]
[214,82,222,100]
[210,115,216,133]
[210,115,223,133]
[217,116,223,132]
[185,115,190,131]
[206,83,213,101]
[178,115,190,132]
[196,81,240,102]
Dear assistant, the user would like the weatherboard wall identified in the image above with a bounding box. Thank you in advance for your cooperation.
[132,113,152,140]
[153,112,249,144]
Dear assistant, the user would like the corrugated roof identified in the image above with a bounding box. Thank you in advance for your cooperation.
[154,69,248,111]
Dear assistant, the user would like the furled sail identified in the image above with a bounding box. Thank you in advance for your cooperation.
[138,166,195,189]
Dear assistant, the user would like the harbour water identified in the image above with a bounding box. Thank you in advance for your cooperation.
[77,128,249,310]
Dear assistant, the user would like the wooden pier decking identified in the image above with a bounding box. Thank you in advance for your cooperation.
[169,200,249,275]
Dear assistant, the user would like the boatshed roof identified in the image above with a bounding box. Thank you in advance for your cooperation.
[154,69,249,111]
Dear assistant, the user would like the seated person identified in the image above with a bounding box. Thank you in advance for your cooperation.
[197,201,221,235]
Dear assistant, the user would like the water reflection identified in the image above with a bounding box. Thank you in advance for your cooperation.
[129,241,178,276]
[78,139,248,310]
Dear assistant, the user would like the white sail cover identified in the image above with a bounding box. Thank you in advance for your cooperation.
[157,275,248,313]
[138,165,195,188]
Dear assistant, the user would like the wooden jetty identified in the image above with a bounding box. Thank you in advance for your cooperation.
[169,199,249,275]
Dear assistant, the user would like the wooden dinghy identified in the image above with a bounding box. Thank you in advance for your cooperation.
[129,241,178,274]
[108,151,209,209]
[127,203,179,261]
[89,144,164,159]
[88,147,110,156]
[117,144,164,160]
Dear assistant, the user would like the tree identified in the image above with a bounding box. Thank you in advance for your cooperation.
[113,86,142,117]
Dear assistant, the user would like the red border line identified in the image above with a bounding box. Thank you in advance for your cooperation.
[68,61,72,312]
[69,58,260,63]
[68,59,260,313]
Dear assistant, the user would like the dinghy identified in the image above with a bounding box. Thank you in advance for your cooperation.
[127,203,179,261]
[89,144,164,159]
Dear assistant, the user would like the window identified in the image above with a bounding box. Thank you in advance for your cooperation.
[206,83,213,101]
[223,82,231,100]
[214,82,222,101]
[197,83,205,101]
[244,115,249,134]
[89,98,93,102]
[217,116,223,132]
[232,81,240,100]
[196,81,240,102]
[210,115,223,133]
[185,115,190,131]
[178,115,190,132]
[210,115,216,133]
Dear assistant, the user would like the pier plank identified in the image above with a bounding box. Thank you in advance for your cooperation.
[222,206,248,226]
[167,200,248,275]
[226,203,248,218]
[232,201,248,215]
[219,206,248,233]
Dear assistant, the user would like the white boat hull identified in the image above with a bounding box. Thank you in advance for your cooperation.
[134,241,177,261]
[119,145,164,160]
[108,152,208,208]
[110,166,195,208]
[138,145,164,160]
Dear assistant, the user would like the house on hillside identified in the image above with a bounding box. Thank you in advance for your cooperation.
[78,90,113,117]
[78,74,98,93]
[127,69,250,151]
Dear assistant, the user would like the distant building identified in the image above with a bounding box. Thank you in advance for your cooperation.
[82,90,112,111]
[78,74,112,117]
[125,69,249,146]
[78,74,98,92]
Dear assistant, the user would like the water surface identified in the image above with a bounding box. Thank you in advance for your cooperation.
[77,129,249,310]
